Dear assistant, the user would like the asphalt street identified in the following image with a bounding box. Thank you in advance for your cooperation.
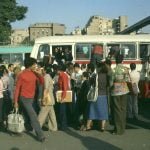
[0,100,149,150]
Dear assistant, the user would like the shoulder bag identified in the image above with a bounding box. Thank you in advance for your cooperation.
[87,74,98,102]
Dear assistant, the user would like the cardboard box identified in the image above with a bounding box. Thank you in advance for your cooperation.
[56,90,72,103]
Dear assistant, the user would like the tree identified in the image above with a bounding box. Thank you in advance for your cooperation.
[0,0,28,44]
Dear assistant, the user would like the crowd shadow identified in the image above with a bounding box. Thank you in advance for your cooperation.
[127,100,150,130]
[127,118,150,130]
[10,147,20,150]
[65,128,122,150]
[139,99,150,120]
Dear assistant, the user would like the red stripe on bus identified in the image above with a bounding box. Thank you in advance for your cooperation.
[111,60,142,64]
[75,60,142,64]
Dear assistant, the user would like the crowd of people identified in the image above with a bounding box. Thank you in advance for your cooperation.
[0,52,146,142]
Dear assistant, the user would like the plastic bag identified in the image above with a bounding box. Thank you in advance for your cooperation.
[7,108,25,133]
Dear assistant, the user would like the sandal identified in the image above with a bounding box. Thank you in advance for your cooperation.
[82,127,92,131]
[80,125,85,131]
[100,128,105,132]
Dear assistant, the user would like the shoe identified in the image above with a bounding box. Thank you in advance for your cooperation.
[42,126,49,131]
[80,125,85,131]
[100,128,105,132]
[59,127,69,131]
[82,127,92,131]
[112,131,117,135]
[111,131,124,135]
[38,137,46,143]
[133,116,139,121]
[111,130,117,135]
[86,128,92,131]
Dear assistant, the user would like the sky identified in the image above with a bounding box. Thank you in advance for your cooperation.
[12,0,150,33]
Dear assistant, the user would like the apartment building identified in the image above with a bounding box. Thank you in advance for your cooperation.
[84,15,128,35]
[11,29,29,45]
[29,23,65,41]
[113,16,128,33]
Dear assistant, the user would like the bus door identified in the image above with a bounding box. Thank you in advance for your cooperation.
[37,44,50,64]
[139,43,150,61]
[138,43,150,99]
[139,43,150,78]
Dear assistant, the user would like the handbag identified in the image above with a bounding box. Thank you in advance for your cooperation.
[87,86,98,102]
[87,74,98,102]
[56,90,72,103]
[7,108,25,133]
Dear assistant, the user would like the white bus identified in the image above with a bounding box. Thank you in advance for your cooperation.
[31,34,150,98]
[31,34,150,70]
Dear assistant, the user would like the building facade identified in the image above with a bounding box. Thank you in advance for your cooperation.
[84,15,128,35]
[29,23,65,41]
[11,29,29,45]
[113,16,128,33]
[72,27,82,35]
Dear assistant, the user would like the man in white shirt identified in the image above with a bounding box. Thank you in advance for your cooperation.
[127,63,140,119]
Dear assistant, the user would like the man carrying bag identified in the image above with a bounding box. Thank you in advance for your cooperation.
[14,57,45,142]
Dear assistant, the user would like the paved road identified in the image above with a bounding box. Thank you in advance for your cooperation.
[0,101,149,150]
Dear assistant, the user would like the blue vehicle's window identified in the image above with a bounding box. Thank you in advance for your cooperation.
[0,54,10,64]
[10,53,23,65]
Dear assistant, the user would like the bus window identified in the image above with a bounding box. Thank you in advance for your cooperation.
[139,44,150,59]
[0,54,10,64]
[10,53,23,65]
[75,44,91,60]
[106,44,120,59]
[52,45,72,62]
[120,44,136,59]
[52,45,72,56]
[37,44,50,61]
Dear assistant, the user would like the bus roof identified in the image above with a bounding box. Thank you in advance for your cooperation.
[34,34,150,44]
